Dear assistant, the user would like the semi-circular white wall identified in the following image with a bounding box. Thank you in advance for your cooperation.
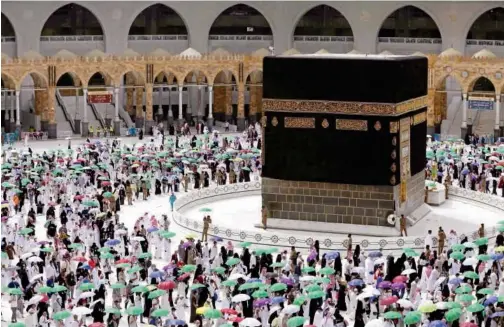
[1,1,502,57]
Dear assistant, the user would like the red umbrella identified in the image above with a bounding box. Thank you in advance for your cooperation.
[89,323,105,327]
[221,308,238,315]
[115,258,131,264]
[177,273,191,281]
[461,323,477,327]
[102,181,111,186]
[228,316,243,323]
[380,295,398,306]
[74,195,84,200]
[392,275,407,283]
[158,281,176,290]
[76,158,86,162]
[72,256,87,262]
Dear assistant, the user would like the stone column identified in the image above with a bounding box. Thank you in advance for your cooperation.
[207,86,214,129]
[114,87,121,136]
[461,93,468,139]
[15,90,21,134]
[496,94,502,138]
[225,85,233,123]
[186,86,192,123]
[46,87,57,139]
[10,91,15,132]
[213,86,225,122]
[157,86,164,122]
[145,84,154,133]
[178,86,183,123]
[135,86,144,128]
[82,88,89,137]
[237,83,245,131]
[167,88,173,126]
[74,89,81,134]
[249,85,257,124]
[197,86,203,123]
[126,88,134,116]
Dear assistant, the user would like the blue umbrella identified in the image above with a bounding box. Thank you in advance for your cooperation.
[484,296,498,306]
[150,271,164,278]
[166,320,186,326]
[247,278,262,283]
[81,264,91,270]
[348,279,364,287]
[448,277,463,285]
[325,252,339,260]
[105,239,120,246]
[368,251,382,258]
[271,296,285,304]
[210,236,223,242]
[429,321,446,327]
[491,253,504,260]
[491,312,504,318]
[147,227,159,233]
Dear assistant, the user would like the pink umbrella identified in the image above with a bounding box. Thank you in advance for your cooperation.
[380,295,398,306]
[461,323,477,327]
[392,275,408,283]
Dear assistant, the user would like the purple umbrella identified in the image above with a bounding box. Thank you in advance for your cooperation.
[491,312,504,318]
[391,282,405,290]
[150,271,164,278]
[163,263,177,271]
[378,281,392,289]
[147,227,159,233]
[429,321,446,327]
[247,278,262,283]
[307,252,317,262]
[368,251,382,258]
[37,241,50,245]
[325,252,339,260]
[105,239,121,246]
[280,277,294,286]
[271,296,285,304]
[484,296,498,306]
[253,298,271,307]
[183,241,193,249]
[448,278,463,285]
[348,279,364,287]
[210,236,223,242]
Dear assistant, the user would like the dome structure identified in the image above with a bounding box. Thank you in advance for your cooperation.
[251,48,270,57]
[379,50,394,55]
[410,51,426,57]
[150,48,171,57]
[123,48,140,57]
[315,49,330,54]
[22,50,44,60]
[54,49,77,59]
[85,49,107,58]
[472,49,496,59]
[347,49,361,55]
[282,48,301,56]
[438,48,463,58]
[179,48,202,57]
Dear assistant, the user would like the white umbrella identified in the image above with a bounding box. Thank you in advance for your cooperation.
[30,274,44,283]
[397,299,414,309]
[26,295,44,306]
[374,258,386,265]
[21,252,34,260]
[436,302,448,310]
[72,306,92,315]
[356,292,374,301]
[401,269,416,275]
[239,318,261,327]
[132,236,145,242]
[463,258,478,266]
[363,286,381,296]
[463,242,476,248]
[269,306,281,315]
[229,274,246,281]
[116,229,127,235]
[365,318,384,327]
[90,299,104,308]
[28,256,43,263]
[79,291,95,299]
[232,294,250,303]
[434,277,446,289]
[282,305,300,315]
[300,276,315,282]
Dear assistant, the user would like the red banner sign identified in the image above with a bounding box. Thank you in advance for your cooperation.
[88,92,112,104]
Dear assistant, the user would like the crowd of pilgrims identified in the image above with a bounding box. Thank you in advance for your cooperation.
[1,130,504,327]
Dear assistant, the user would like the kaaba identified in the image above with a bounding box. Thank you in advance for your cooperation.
[261,54,427,227]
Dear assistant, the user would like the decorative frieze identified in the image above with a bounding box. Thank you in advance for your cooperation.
[336,119,368,131]
[284,117,315,129]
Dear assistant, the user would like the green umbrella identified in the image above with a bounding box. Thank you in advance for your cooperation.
[138,252,152,259]
[286,316,306,327]
[270,283,288,292]
[151,308,170,317]
[211,267,226,275]
[319,267,335,275]
[219,324,233,327]
[8,323,25,327]
[204,309,223,319]
[131,285,148,293]
[105,307,122,315]
[53,311,71,320]
[445,302,462,310]
[7,288,23,295]
[383,311,402,320]
[226,258,240,266]
[450,252,465,260]
[251,290,269,298]
[239,242,252,248]
[1,252,8,259]
[451,244,465,251]
[463,271,479,279]
[222,280,237,287]
[37,286,53,294]
[498,225,504,233]
[301,267,316,274]
[199,208,212,212]
[458,294,476,302]
[444,309,461,322]
[191,283,206,290]
[181,264,197,273]
[111,283,126,290]
[160,231,176,239]
[307,291,325,299]
[40,247,53,253]
[403,312,421,325]
[101,252,114,259]
[148,289,167,299]
[454,285,472,294]
[127,266,143,274]
[270,262,285,268]
[477,288,494,295]
[477,254,491,261]
[239,282,262,291]
[305,284,323,293]
[293,296,307,306]
[474,237,488,246]
[116,263,131,269]
[404,250,419,257]
[103,192,113,198]
[52,284,68,292]
[79,282,95,291]
[467,303,484,313]
[68,243,84,249]
[313,277,331,284]
[126,306,144,316]
[19,228,34,235]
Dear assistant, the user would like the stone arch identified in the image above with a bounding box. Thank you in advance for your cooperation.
[154,71,179,86]
[86,71,113,89]
[466,7,504,41]
[432,73,464,126]
[434,73,464,91]
[377,5,442,39]
[212,70,236,123]
[183,70,209,85]
[128,3,188,36]
[209,4,273,36]
[1,13,16,38]
[118,70,146,86]
[245,69,263,123]
[40,3,104,36]
[56,72,82,87]
[292,4,353,37]
[17,71,48,90]
[468,76,497,93]
[1,72,17,90]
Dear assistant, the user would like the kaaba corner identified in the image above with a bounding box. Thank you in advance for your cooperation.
[260,54,427,228]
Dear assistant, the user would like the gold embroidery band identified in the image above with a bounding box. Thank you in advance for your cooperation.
[390,122,399,133]
[284,117,315,129]
[413,112,427,125]
[336,119,368,131]
[262,96,427,116]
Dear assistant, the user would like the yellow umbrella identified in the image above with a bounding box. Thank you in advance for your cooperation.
[495,246,504,252]
[196,306,209,315]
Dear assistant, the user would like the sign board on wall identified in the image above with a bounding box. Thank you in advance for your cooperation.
[468,96,494,110]
[88,91,112,104]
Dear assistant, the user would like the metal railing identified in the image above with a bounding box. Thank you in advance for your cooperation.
[378,37,442,44]
[293,35,353,42]
[466,39,504,47]
[129,35,188,41]
[1,36,15,43]
[39,35,104,42]
[172,181,504,253]
[209,35,273,41]
[55,90,76,133]
[89,103,106,129]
